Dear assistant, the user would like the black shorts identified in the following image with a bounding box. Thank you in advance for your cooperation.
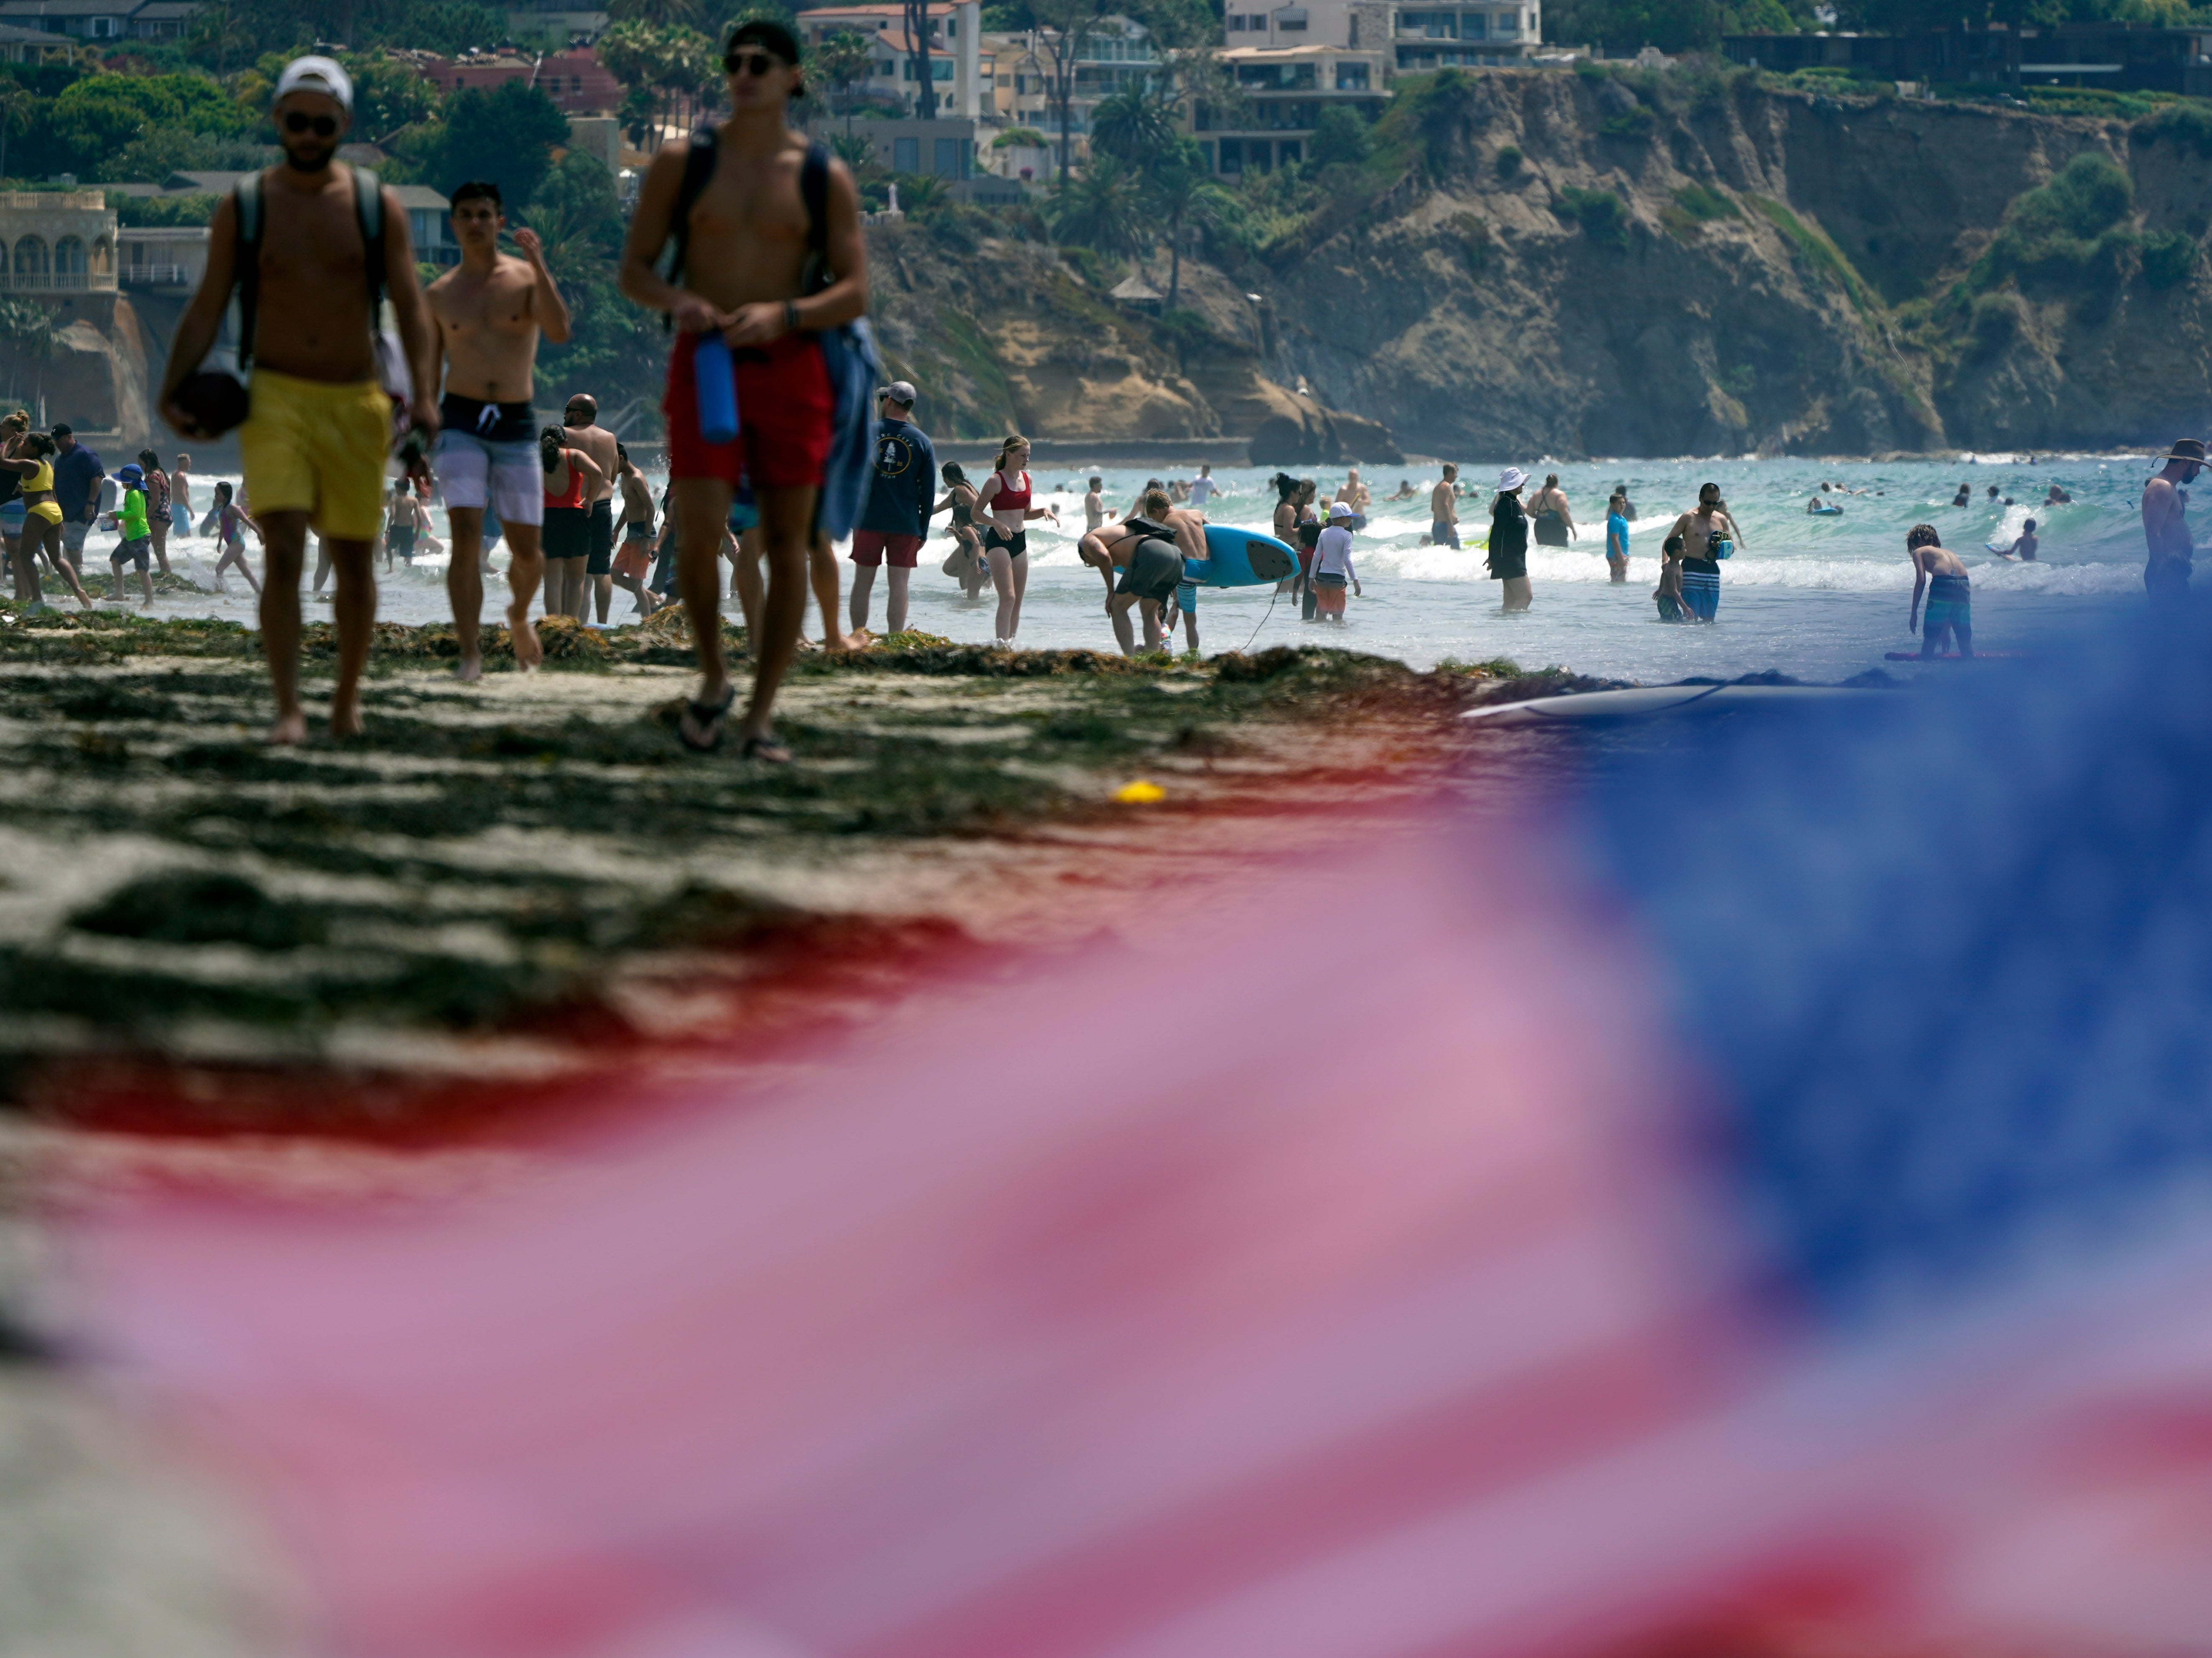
[1115,538,1182,602]
[586,497,615,575]
[984,526,1027,558]
[543,505,591,561]
[112,535,150,570]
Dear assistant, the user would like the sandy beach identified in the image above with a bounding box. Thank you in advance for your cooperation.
[0,602,1627,1653]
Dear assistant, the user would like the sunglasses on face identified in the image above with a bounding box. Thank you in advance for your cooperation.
[725,51,783,76]
[283,111,340,137]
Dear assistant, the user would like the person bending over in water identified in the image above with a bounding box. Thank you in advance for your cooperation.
[1077,486,1199,654]
[1907,523,1972,658]
[1993,518,2038,561]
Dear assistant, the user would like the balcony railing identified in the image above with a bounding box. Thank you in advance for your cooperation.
[120,264,195,288]
[0,270,115,293]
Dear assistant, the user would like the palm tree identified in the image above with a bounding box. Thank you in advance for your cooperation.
[0,84,28,184]
[1045,156,1146,259]
[1088,88,1174,168]
[810,28,878,136]
[608,0,702,25]
[1145,143,1231,308]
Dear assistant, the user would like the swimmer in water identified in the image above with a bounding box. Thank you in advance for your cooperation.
[1993,517,2038,561]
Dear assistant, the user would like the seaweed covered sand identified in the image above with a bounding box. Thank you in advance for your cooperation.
[0,609,1605,1133]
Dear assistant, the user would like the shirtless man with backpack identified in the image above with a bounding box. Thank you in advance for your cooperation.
[158,56,439,742]
[618,18,868,762]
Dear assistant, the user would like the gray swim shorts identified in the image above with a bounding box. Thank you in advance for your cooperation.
[436,427,543,526]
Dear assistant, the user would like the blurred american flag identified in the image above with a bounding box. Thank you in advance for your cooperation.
[71,611,2212,1658]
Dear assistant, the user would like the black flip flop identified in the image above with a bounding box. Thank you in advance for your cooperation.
[679,685,735,752]
[740,732,792,764]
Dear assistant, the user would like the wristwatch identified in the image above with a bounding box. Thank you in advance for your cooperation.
[783,300,801,335]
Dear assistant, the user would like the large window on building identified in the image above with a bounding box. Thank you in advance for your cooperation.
[1336,59,1370,87]
[54,236,86,277]
[933,137,968,177]
[13,237,47,281]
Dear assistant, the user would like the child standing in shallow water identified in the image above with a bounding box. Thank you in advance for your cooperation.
[211,482,263,596]
[1908,523,1973,659]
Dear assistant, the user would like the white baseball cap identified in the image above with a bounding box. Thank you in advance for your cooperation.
[1328,500,1354,518]
[877,380,916,405]
[1498,466,1528,492]
[275,55,354,112]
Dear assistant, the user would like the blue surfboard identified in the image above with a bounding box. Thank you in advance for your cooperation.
[1183,525,1300,589]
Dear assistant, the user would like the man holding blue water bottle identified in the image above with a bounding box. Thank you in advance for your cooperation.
[618,17,869,763]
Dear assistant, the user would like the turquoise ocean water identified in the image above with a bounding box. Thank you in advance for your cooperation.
[161,452,2163,682]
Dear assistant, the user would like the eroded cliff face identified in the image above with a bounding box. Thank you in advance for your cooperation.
[1262,71,2212,457]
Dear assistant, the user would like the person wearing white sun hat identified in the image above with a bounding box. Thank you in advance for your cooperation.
[1487,466,1532,612]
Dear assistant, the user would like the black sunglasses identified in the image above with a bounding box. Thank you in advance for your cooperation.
[283,111,340,137]
[724,50,785,76]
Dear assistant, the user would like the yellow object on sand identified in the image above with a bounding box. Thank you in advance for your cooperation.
[1114,780,1166,803]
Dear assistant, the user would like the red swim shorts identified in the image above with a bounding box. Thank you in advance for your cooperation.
[664,330,833,490]
[850,531,924,568]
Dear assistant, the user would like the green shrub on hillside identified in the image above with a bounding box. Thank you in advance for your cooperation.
[1601,104,1656,138]
[1494,144,1523,178]
[1970,152,2135,292]
[2132,99,2212,158]
[1666,181,1736,232]
[2141,228,2199,290]
[1556,185,1629,247]
[1748,195,1876,312]
[109,191,222,226]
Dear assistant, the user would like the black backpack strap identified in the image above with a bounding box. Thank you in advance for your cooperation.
[801,138,831,296]
[665,126,720,290]
[353,165,387,319]
[232,173,263,369]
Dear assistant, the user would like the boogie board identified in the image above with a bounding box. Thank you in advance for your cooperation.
[1183,525,1300,589]
[1885,651,2031,662]
[1811,505,1844,516]
[1462,685,1882,725]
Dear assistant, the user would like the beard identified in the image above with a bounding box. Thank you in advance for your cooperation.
[283,140,338,172]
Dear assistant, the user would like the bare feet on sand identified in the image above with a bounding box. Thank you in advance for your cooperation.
[269,710,308,745]
[331,701,365,740]
[508,604,542,672]
[455,656,483,682]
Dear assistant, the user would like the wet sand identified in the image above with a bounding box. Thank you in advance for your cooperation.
[0,607,1606,1652]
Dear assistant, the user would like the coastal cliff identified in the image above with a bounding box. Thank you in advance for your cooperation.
[1255,69,2212,458]
[873,71,2212,459]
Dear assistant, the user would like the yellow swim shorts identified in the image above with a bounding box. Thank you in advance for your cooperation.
[239,368,392,543]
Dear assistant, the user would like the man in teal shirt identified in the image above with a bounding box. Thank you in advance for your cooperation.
[109,462,155,607]
[1605,491,1630,586]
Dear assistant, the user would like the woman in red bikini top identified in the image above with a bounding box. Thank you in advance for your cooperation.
[974,434,1059,648]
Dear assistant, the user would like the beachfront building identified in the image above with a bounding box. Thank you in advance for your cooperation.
[0,0,201,39]
[504,0,607,46]
[1222,0,1540,66]
[0,18,77,58]
[0,189,116,294]
[393,46,622,114]
[799,1,986,121]
[974,13,1154,158]
[116,223,206,291]
[1722,21,2212,96]
[1192,42,1387,174]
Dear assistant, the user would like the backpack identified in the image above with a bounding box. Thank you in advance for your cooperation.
[233,166,389,371]
[666,129,882,541]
